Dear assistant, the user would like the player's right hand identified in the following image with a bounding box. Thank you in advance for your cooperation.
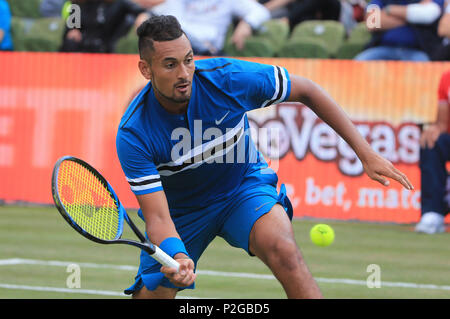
[160,255,196,287]
[361,150,414,190]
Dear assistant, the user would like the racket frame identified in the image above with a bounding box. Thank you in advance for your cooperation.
[51,156,157,255]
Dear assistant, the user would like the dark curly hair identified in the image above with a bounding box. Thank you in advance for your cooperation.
[137,15,185,61]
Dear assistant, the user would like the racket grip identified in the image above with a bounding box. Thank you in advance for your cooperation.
[153,245,180,271]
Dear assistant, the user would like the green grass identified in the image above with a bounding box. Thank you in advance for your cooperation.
[0,205,449,299]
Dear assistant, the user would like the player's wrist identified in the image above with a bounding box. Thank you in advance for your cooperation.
[174,252,190,260]
[159,237,189,259]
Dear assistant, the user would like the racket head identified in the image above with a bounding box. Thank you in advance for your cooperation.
[51,156,125,244]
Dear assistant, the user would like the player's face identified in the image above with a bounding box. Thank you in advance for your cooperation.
[142,34,195,109]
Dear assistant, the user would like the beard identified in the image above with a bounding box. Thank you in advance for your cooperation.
[153,79,191,104]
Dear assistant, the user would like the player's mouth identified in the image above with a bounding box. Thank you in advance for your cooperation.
[175,82,190,93]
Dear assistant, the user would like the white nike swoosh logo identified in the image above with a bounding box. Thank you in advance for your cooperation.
[215,111,230,125]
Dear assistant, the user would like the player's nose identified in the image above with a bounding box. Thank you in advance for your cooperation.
[177,63,190,79]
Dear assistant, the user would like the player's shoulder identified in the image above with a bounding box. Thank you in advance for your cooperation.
[195,57,273,76]
[118,82,151,131]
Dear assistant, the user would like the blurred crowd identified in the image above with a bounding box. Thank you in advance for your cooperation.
[0,0,447,60]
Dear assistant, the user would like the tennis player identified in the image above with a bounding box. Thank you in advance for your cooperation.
[116,15,413,299]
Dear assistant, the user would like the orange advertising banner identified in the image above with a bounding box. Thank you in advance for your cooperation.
[0,51,449,224]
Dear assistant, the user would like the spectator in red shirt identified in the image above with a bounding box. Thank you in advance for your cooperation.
[416,70,450,234]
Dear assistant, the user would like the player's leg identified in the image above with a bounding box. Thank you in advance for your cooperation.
[248,203,323,299]
[132,285,178,299]
[219,182,322,299]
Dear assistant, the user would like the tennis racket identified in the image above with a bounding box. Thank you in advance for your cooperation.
[51,155,179,271]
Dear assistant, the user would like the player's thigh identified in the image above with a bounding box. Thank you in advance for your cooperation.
[132,284,178,299]
[248,203,298,262]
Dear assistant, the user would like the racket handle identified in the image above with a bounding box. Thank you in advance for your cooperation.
[153,245,180,271]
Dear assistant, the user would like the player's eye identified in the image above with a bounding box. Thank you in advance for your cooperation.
[185,57,193,64]
[166,62,176,69]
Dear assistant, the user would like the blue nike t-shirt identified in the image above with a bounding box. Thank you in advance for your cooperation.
[116,57,291,212]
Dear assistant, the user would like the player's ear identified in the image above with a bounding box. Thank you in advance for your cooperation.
[138,59,152,80]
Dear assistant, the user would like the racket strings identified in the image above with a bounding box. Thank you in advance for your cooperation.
[57,160,120,241]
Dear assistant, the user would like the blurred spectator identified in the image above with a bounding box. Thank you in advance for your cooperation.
[259,0,366,33]
[40,0,68,17]
[355,0,444,61]
[258,0,291,20]
[0,0,13,51]
[131,0,166,26]
[132,0,165,8]
[415,70,450,234]
[340,0,367,33]
[432,0,450,60]
[149,0,271,56]
[60,0,149,53]
[282,0,341,29]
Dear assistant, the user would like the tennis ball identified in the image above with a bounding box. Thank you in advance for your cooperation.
[62,1,72,20]
[310,224,335,247]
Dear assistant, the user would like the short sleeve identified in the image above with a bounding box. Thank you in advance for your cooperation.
[116,130,163,196]
[226,60,291,111]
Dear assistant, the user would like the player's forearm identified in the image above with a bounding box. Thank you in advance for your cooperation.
[136,193,183,248]
[288,76,374,163]
[145,213,181,244]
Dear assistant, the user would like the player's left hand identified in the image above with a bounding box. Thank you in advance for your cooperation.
[361,151,414,190]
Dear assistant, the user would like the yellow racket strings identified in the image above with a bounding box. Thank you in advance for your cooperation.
[57,160,120,241]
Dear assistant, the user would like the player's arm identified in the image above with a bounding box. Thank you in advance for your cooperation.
[136,191,196,287]
[287,75,413,190]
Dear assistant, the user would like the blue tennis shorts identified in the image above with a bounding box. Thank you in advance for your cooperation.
[124,171,293,295]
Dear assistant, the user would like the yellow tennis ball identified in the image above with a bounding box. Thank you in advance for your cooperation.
[310,224,335,247]
[62,1,72,20]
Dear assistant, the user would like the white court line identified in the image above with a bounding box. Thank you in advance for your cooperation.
[0,283,199,299]
[0,283,127,297]
[1,258,449,294]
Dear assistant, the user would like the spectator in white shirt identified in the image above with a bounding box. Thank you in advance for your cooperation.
[149,0,271,55]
